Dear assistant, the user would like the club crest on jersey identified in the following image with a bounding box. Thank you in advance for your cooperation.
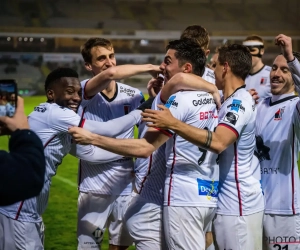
[92,227,104,243]
[224,112,239,125]
[165,96,178,108]
[228,99,245,112]
[274,107,285,120]
[123,104,132,115]
[260,77,268,85]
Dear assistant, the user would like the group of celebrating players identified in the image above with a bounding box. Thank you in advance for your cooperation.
[0,24,299,250]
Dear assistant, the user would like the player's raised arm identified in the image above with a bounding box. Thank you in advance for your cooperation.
[160,72,221,108]
[85,64,161,97]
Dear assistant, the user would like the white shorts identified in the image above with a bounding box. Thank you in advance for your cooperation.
[263,213,300,250]
[124,193,166,250]
[213,211,263,250]
[164,206,216,250]
[0,213,44,250]
[77,192,133,250]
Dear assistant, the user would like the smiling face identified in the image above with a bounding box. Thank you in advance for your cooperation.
[270,55,294,95]
[47,77,82,112]
[159,49,186,84]
[85,46,116,76]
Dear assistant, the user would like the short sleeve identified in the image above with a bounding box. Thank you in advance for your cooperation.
[219,98,252,138]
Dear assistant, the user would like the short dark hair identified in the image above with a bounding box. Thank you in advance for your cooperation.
[217,44,252,81]
[45,68,78,91]
[80,38,113,63]
[166,39,206,77]
[244,35,264,44]
[180,25,210,50]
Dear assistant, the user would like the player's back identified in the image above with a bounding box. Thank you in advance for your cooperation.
[0,102,79,222]
[217,87,264,216]
[245,65,272,101]
[78,80,144,195]
[164,91,219,207]
[256,95,300,215]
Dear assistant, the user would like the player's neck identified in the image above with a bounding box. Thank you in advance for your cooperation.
[101,80,116,99]
[250,60,264,74]
[223,76,245,100]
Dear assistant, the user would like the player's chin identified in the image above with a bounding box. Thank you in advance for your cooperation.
[68,105,79,112]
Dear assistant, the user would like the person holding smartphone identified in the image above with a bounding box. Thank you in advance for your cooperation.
[0,96,46,206]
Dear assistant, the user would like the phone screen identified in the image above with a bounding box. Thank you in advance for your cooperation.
[0,80,18,117]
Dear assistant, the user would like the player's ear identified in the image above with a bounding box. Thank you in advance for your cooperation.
[84,62,93,71]
[46,89,55,102]
[183,63,192,73]
[260,48,265,55]
[205,49,210,57]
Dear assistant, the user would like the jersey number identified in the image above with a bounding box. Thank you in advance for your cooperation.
[273,244,288,250]
[197,127,219,165]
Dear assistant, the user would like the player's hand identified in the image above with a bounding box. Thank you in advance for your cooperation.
[68,127,94,145]
[141,105,176,129]
[210,87,221,110]
[275,34,294,62]
[0,97,29,135]
[147,76,164,98]
[148,65,163,78]
[248,88,259,104]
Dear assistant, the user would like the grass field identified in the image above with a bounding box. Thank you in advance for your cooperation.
[0,96,140,250]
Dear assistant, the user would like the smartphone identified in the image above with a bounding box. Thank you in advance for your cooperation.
[0,79,18,117]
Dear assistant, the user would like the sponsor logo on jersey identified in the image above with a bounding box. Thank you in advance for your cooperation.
[199,111,218,120]
[197,179,219,199]
[274,107,285,120]
[206,71,215,79]
[255,135,270,162]
[260,77,268,85]
[192,98,214,106]
[123,104,131,115]
[165,96,178,108]
[197,93,210,97]
[224,112,239,125]
[228,99,245,112]
[120,86,136,97]
[34,106,47,113]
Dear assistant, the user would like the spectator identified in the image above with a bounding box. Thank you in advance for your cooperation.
[0,97,45,206]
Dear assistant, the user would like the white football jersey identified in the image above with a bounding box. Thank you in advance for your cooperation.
[77,80,144,195]
[256,93,300,215]
[0,102,83,222]
[217,86,264,216]
[203,67,216,84]
[164,91,219,207]
[135,91,167,205]
[0,105,7,116]
[245,65,272,102]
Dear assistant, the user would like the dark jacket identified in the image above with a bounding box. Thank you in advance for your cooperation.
[0,129,45,206]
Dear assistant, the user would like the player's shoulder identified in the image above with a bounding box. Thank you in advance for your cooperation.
[167,91,214,108]
[80,78,90,87]
[263,65,272,72]
[225,88,254,111]
[203,67,215,84]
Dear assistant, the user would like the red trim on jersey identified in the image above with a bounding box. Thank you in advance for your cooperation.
[167,137,176,206]
[79,119,86,128]
[44,135,57,148]
[218,123,239,138]
[234,142,243,216]
[154,127,173,137]
[78,159,82,190]
[15,201,24,220]
[139,154,153,194]
[292,125,296,215]
[83,80,95,100]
